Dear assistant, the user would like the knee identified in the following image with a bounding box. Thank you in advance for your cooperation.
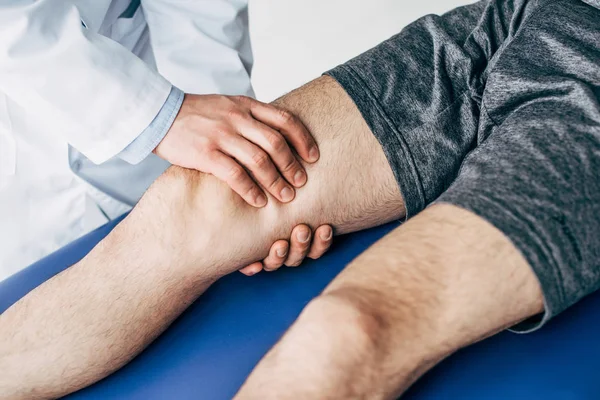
[141,166,295,269]
[151,166,253,222]
[160,166,305,231]
[299,289,392,359]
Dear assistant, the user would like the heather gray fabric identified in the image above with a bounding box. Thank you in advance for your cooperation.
[325,0,600,331]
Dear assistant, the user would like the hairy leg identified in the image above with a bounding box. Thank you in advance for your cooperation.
[0,76,405,399]
[141,76,405,276]
[235,3,600,387]
[236,204,544,399]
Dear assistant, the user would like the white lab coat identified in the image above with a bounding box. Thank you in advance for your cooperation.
[0,0,253,279]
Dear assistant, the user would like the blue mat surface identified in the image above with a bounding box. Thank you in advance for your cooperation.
[1,217,598,399]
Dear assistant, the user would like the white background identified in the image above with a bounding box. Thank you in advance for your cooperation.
[250,0,471,102]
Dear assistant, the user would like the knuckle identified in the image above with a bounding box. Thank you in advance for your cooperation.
[251,151,270,168]
[267,133,286,152]
[266,175,282,190]
[278,109,295,125]
[244,185,260,198]
[228,165,245,181]
[281,157,298,173]
[232,95,250,104]
[226,107,246,121]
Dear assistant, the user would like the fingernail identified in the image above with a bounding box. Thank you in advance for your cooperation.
[276,247,288,258]
[256,194,267,207]
[320,228,333,241]
[280,187,294,202]
[298,230,310,243]
[309,146,319,162]
[294,170,306,186]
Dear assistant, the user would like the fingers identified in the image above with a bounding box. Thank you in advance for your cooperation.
[307,225,333,259]
[240,262,263,276]
[262,240,290,272]
[284,225,312,267]
[206,151,267,207]
[266,225,333,270]
[241,118,308,188]
[247,99,319,164]
[223,136,296,204]
[246,224,334,276]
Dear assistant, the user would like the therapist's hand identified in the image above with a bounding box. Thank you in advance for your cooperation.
[154,94,319,207]
[155,94,333,274]
[239,224,334,276]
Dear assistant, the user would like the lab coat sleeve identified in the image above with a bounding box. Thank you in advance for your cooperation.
[141,0,254,97]
[0,1,172,164]
[119,86,184,164]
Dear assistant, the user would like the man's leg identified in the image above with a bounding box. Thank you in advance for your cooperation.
[235,204,544,399]
[237,0,600,397]
[0,0,540,397]
[0,76,406,399]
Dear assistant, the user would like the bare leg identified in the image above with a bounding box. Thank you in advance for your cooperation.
[236,204,544,399]
[1,0,585,396]
[0,77,405,399]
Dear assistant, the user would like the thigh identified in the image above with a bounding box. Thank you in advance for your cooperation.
[438,0,600,331]
[269,76,405,234]
[270,0,529,233]
[149,0,550,266]
[236,204,544,400]
[323,0,546,219]
[324,203,544,357]
[155,76,406,270]
[162,0,545,242]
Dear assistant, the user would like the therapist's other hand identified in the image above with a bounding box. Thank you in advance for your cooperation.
[239,224,334,276]
[154,94,320,207]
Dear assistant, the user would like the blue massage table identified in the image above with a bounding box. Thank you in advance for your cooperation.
[1,217,599,399]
